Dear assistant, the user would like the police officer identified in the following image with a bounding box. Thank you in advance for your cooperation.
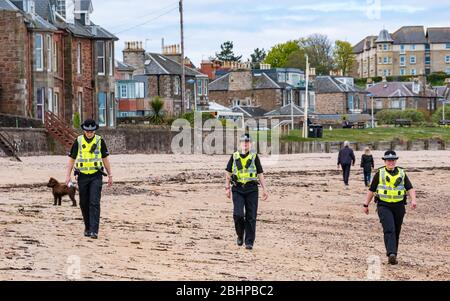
[65,119,113,239]
[225,134,269,250]
[363,150,417,265]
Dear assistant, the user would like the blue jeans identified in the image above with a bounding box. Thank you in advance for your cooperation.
[363,170,371,186]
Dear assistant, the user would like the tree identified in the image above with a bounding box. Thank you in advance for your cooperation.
[250,48,266,69]
[149,96,165,124]
[299,34,334,75]
[215,41,242,62]
[285,48,306,70]
[264,40,300,68]
[333,40,356,76]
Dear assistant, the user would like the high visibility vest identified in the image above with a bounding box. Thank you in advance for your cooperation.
[75,135,103,175]
[376,167,406,203]
[232,151,258,184]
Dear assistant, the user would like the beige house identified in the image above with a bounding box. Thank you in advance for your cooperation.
[353,26,450,78]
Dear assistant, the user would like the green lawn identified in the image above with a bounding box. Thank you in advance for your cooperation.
[281,127,450,143]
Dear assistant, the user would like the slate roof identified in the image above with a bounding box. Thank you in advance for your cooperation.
[315,76,359,93]
[376,29,394,43]
[392,26,427,44]
[115,60,135,72]
[367,82,439,98]
[427,27,450,43]
[0,0,18,10]
[144,53,206,77]
[253,73,280,89]
[208,73,230,91]
[232,106,268,118]
[265,104,305,117]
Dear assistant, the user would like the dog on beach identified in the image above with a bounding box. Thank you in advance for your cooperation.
[46,177,77,207]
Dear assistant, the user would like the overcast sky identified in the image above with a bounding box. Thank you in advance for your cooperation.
[90,0,450,66]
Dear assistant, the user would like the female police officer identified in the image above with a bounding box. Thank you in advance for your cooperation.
[65,119,113,239]
[225,134,269,250]
[363,150,417,265]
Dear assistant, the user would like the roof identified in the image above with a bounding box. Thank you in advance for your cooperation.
[427,27,450,43]
[376,29,394,43]
[392,26,427,44]
[208,102,231,112]
[144,53,206,77]
[115,60,135,72]
[35,0,52,21]
[77,0,93,12]
[253,73,280,89]
[208,73,230,91]
[0,0,19,10]
[88,24,118,40]
[315,76,359,93]
[367,81,438,98]
[232,106,268,117]
[352,38,366,54]
[265,104,304,117]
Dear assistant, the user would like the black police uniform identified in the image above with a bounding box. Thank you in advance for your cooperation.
[369,167,413,256]
[69,136,109,236]
[226,153,263,247]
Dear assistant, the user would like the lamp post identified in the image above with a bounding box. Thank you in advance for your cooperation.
[303,54,309,138]
[187,78,197,111]
[368,93,374,128]
[285,86,293,130]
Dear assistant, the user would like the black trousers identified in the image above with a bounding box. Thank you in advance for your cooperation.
[232,186,259,246]
[363,168,372,186]
[377,203,406,256]
[341,163,351,185]
[78,173,103,234]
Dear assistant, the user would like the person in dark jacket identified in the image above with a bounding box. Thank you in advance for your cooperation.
[337,141,355,186]
[360,147,375,187]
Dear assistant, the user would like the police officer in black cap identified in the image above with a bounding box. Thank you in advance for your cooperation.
[65,119,113,239]
[363,150,417,265]
[225,134,269,250]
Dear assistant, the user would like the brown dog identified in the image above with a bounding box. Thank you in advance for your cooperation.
[47,177,77,207]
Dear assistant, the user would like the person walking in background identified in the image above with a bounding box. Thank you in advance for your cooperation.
[337,141,355,186]
[361,147,375,187]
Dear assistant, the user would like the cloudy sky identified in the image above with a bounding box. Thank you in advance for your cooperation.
[90,0,450,66]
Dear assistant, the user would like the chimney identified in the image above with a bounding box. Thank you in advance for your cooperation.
[163,43,182,64]
[123,41,146,76]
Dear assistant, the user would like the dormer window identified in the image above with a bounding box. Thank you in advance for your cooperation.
[23,0,35,14]
[80,13,90,25]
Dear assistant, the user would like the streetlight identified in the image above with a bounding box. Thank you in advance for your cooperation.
[285,86,293,130]
[302,54,309,138]
[368,93,374,128]
[187,78,197,111]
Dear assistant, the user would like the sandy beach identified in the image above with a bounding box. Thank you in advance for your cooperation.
[0,151,449,280]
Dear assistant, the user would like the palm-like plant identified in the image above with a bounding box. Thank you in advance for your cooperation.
[149,96,165,124]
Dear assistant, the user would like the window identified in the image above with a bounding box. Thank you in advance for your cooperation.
[136,82,144,98]
[53,41,58,73]
[410,56,416,64]
[48,88,53,112]
[197,79,202,96]
[54,92,59,115]
[446,68,450,75]
[36,88,44,121]
[47,35,52,72]
[446,43,450,49]
[400,44,405,54]
[378,57,382,64]
[35,34,43,71]
[203,79,208,95]
[109,93,115,127]
[425,55,431,64]
[383,57,390,64]
[348,95,354,111]
[400,55,406,66]
[97,41,105,75]
[410,44,416,51]
[174,77,180,95]
[98,92,106,126]
[446,56,450,63]
[120,84,127,98]
[411,69,417,75]
[78,92,83,121]
[375,100,383,109]
[400,69,406,76]
[77,43,82,74]
[383,44,388,51]
[109,42,113,76]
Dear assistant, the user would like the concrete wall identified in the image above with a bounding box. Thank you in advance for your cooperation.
[1,127,449,158]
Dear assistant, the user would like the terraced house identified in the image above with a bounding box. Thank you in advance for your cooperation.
[0,0,117,127]
[353,26,450,78]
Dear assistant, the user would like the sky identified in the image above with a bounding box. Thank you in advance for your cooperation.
[90,0,450,67]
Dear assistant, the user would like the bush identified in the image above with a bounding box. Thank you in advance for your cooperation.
[149,96,165,124]
[432,106,450,124]
[73,112,81,129]
[376,109,425,124]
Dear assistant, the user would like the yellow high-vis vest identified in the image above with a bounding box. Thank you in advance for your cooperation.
[232,151,258,184]
[376,167,406,203]
[75,135,103,175]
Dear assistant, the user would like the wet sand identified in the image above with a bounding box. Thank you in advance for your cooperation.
[0,151,449,280]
